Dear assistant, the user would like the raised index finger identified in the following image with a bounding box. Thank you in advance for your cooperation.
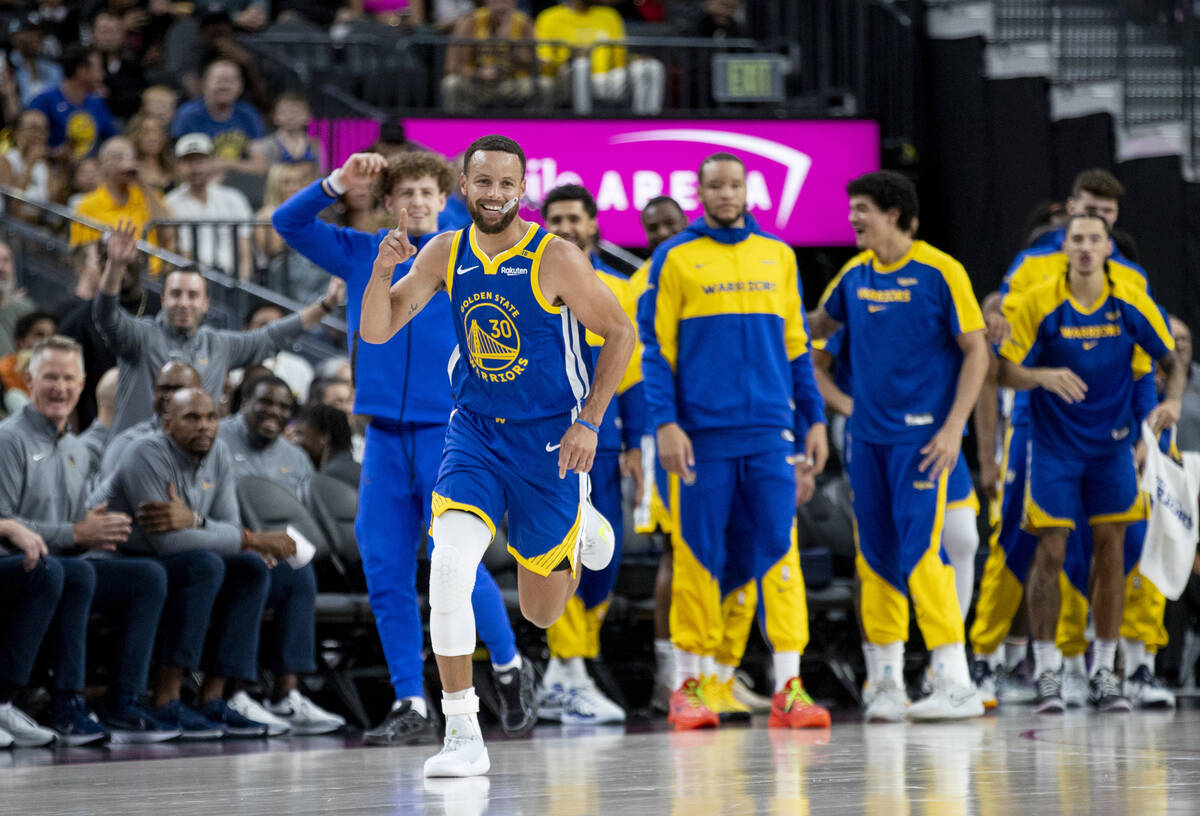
[396,207,408,235]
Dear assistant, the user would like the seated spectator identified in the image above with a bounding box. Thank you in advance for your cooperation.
[170,58,266,176]
[64,156,101,209]
[7,14,63,107]
[534,0,664,114]
[241,304,315,403]
[676,0,746,38]
[32,0,81,58]
[126,113,175,195]
[91,220,337,437]
[0,336,176,745]
[287,403,360,489]
[331,183,390,233]
[0,311,57,417]
[138,85,179,127]
[249,93,324,173]
[112,386,344,736]
[78,366,119,477]
[0,241,34,360]
[165,133,255,281]
[308,375,354,418]
[104,387,278,738]
[0,516,62,747]
[219,374,314,499]
[256,162,328,303]
[0,110,62,214]
[441,0,536,113]
[308,371,363,461]
[28,44,118,160]
[68,136,170,253]
[101,361,203,478]
[91,9,148,120]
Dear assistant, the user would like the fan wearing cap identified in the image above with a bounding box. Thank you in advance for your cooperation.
[7,14,63,107]
[164,133,255,282]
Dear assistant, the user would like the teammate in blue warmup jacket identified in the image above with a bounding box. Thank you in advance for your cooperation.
[272,150,531,745]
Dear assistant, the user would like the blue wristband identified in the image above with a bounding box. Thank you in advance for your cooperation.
[575,418,600,434]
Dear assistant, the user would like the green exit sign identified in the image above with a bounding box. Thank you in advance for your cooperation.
[712,54,788,102]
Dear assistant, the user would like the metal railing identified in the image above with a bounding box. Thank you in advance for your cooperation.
[0,188,347,361]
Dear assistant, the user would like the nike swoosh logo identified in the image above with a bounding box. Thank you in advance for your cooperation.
[868,304,886,313]
[456,264,478,275]
[545,443,561,452]
[1082,341,1098,350]
[32,452,47,462]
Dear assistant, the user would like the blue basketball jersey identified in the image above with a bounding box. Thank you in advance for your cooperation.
[445,223,594,422]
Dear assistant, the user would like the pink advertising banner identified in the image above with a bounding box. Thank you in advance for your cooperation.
[310,118,880,246]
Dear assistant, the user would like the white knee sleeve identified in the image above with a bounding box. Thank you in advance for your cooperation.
[429,510,491,656]
[942,507,980,621]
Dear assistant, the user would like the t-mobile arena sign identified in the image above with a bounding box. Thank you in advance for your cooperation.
[314,118,880,246]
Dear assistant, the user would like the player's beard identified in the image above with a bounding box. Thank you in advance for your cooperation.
[705,205,747,229]
[468,197,519,234]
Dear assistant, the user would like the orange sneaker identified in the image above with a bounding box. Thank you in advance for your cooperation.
[668,678,720,730]
[768,677,831,729]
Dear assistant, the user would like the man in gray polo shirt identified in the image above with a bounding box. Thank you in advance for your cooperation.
[0,335,175,745]
[92,220,342,437]
[219,373,313,498]
[101,361,203,475]
[107,386,297,738]
[215,372,343,734]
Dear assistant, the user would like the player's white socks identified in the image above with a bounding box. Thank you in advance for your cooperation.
[1091,639,1117,677]
[930,643,971,687]
[715,662,735,683]
[404,695,428,719]
[873,641,904,686]
[492,653,522,674]
[976,648,1003,672]
[654,639,674,682]
[1121,638,1151,674]
[674,649,701,687]
[863,643,881,687]
[941,506,979,621]
[1033,641,1062,677]
[773,651,800,692]
[1004,637,1029,669]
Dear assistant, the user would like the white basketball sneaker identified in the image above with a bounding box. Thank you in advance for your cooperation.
[907,678,984,721]
[579,501,615,571]
[560,676,626,725]
[1061,662,1089,708]
[424,690,490,778]
[863,676,908,723]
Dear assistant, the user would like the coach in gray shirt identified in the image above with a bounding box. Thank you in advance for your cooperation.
[101,361,204,477]
[0,336,170,744]
[219,374,314,499]
[92,221,342,437]
[107,387,297,737]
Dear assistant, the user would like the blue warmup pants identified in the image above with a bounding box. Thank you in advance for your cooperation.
[52,557,168,699]
[357,420,516,700]
[0,555,64,688]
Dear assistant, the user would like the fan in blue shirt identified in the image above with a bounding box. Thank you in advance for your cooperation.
[27,45,116,159]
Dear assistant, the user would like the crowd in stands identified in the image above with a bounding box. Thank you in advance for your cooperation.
[0,0,751,293]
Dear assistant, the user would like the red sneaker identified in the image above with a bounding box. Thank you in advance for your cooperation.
[668,678,719,730]
[768,677,831,729]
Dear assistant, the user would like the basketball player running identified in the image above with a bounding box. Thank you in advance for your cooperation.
[360,135,635,778]
[272,150,532,745]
